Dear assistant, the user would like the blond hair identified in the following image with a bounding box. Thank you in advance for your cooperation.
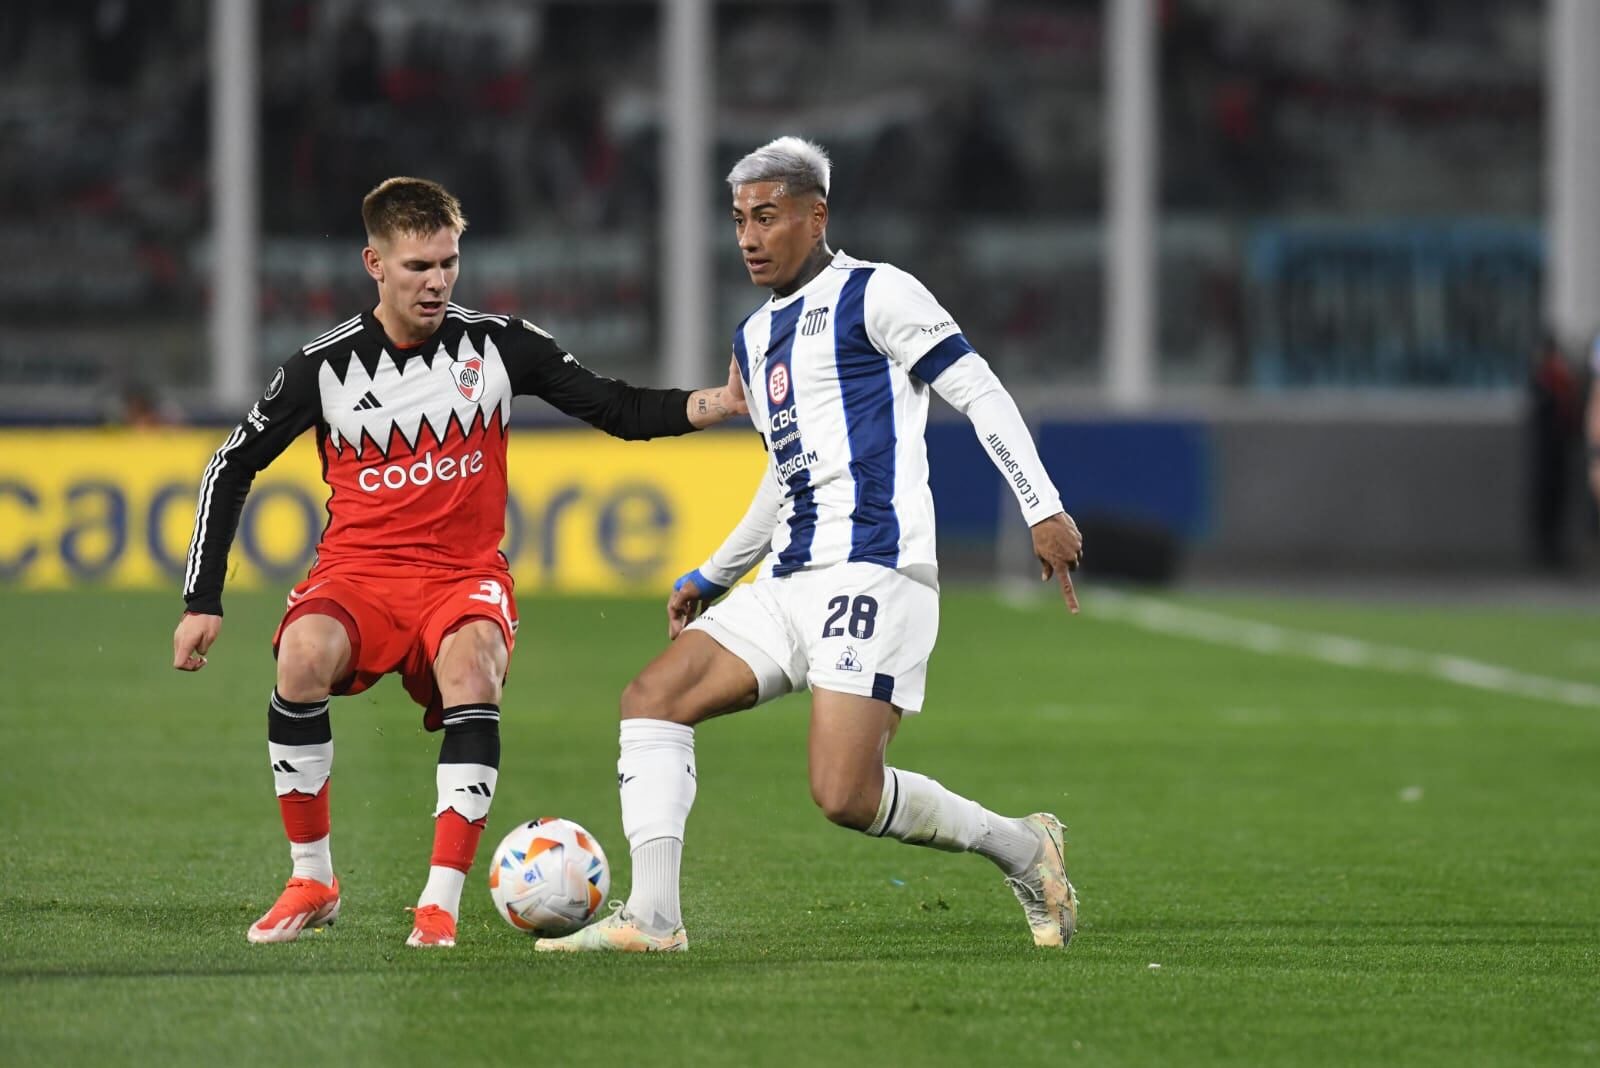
[361,177,468,244]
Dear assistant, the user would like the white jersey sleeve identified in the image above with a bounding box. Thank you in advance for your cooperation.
[932,353,1064,526]
[859,263,1061,525]
[862,266,975,382]
[698,468,783,587]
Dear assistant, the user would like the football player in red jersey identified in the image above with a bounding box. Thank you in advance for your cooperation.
[171,177,748,948]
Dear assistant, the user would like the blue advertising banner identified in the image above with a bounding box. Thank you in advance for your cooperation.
[1248,222,1541,388]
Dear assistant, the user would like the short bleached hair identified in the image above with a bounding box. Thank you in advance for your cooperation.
[726,136,831,199]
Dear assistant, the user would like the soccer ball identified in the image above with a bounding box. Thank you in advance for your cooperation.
[488,817,610,937]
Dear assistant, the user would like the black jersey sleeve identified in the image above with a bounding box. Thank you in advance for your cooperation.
[502,318,695,440]
[181,353,322,615]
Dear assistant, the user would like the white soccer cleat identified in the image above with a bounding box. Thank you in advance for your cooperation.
[246,876,341,944]
[533,903,686,953]
[1005,813,1078,948]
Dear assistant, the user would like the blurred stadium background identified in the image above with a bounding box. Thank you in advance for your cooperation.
[4,0,1598,594]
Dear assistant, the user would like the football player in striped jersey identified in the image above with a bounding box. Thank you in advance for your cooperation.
[536,138,1082,954]
[172,177,746,948]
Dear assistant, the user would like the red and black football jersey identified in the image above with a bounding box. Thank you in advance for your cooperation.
[182,303,694,615]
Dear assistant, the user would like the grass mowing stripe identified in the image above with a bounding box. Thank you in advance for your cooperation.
[1068,588,1600,710]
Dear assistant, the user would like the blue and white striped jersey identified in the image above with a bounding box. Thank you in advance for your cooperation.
[732,251,975,578]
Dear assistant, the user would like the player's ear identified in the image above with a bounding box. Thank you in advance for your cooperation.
[362,244,384,283]
[811,198,828,237]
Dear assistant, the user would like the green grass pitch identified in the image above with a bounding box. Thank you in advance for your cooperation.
[2,587,1598,1066]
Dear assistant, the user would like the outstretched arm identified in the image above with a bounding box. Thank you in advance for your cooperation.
[668,468,782,639]
[509,319,748,439]
[930,352,1083,612]
[685,357,750,429]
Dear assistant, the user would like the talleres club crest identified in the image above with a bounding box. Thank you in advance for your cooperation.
[452,355,484,402]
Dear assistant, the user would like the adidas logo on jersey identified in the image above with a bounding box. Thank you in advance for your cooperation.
[352,391,383,411]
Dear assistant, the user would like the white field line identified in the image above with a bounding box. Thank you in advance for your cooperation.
[1080,590,1600,710]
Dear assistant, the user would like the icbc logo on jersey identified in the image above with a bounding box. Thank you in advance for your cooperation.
[768,363,790,405]
[452,356,484,402]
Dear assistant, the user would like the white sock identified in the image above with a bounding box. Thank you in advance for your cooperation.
[268,691,333,798]
[417,866,468,919]
[866,767,1041,875]
[975,815,1045,877]
[290,835,334,886]
[617,719,697,932]
[628,838,683,933]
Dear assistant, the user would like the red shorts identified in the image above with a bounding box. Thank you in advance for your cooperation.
[273,563,519,729]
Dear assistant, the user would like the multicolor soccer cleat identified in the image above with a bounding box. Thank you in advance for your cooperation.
[1005,812,1078,948]
[532,903,686,953]
[405,904,458,948]
[246,875,341,944]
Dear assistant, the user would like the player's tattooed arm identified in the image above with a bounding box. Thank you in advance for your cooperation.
[511,326,744,438]
[686,357,750,428]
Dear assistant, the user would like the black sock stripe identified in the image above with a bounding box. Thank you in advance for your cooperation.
[443,718,500,735]
[271,690,330,719]
[267,697,331,746]
[440,713,500,768]
[875,769,901,837]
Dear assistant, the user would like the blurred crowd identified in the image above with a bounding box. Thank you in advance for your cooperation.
[0,0,1548,417]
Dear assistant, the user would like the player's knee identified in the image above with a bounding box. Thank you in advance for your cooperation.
[619,675,649,719]
[810,777,876,831]
[620,672,696,724]
[620,673,669,721]
[276,641,337,703]
[435,638,502,704]
[276,616,349,701]
[435,626,502,700]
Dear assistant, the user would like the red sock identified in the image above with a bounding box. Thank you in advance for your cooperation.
[431,808,486,872]
[279,781,330,843]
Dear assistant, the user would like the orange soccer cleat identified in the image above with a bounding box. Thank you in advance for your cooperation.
[405,904,457,948]
[246,876,341,944]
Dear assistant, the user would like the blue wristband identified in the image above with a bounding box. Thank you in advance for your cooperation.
[674,568,728,602]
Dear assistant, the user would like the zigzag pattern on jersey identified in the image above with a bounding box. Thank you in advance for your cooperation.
[317,333,513,461]
[321,400,508,464]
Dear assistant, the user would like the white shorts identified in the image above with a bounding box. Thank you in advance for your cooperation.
[686,562,940,713]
